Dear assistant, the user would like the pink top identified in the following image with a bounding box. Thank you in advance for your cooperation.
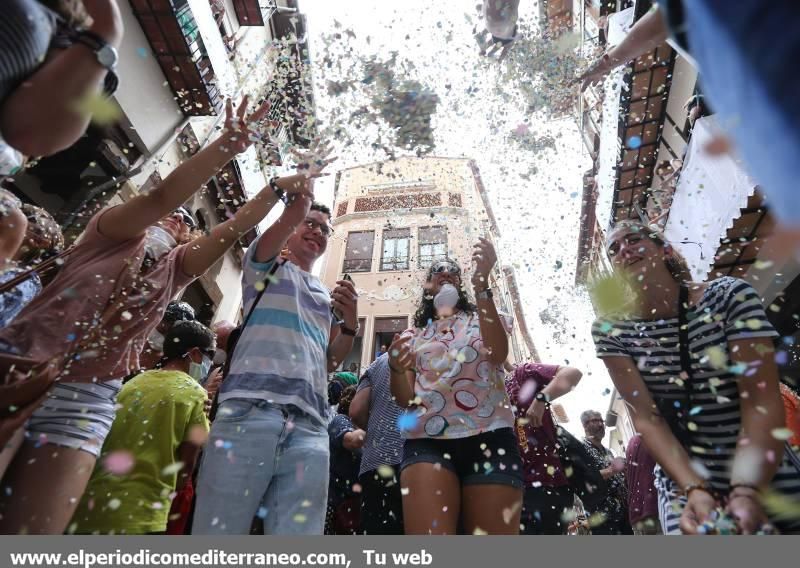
[401,310,515,439]
[0,208,195,383]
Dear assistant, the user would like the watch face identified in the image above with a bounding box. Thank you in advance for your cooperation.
[97,45,118,69]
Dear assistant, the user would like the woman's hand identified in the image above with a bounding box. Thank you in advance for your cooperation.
[525,399,547,427]
[388,334,415,374]
[726,488,769,535]
[577,54,612,92]
[219,96,272,155]
[679,488,718,534]
[471,237,498,292]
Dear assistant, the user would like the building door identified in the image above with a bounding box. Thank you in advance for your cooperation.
[340,317,366,375]
[373,316,409,362]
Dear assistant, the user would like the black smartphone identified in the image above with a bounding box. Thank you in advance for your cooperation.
[332,274,354,323]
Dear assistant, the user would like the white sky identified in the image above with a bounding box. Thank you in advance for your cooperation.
[300,0,614,436]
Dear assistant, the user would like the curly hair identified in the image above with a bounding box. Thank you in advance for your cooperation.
[412,258,476,329]
[19,204,64,265]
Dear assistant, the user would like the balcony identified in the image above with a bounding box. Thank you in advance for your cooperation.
[130,0,223,116]
[269,7,316,146]
[208,160,258,247]
[231,0,277,26]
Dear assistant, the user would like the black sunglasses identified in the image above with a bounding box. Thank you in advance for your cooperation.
[173,208,197,230]
[431,262,460,275]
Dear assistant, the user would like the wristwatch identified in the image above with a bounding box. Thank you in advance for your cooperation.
[535,392,550,404]
[475,288,493,300]
[70,29,119,94]
[340,323,359,337]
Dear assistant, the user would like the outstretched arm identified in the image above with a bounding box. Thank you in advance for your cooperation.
[182,174,313,276]
[579,7,669,91]
[0,0,124,157]
[98,97,271,242]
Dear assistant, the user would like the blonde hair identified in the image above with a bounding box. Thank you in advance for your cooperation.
[608,220,692,283]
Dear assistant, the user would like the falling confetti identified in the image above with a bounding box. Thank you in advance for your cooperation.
[102,451,135,476]
[70,93,122,126]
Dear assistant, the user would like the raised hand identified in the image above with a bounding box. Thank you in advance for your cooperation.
[331,278,358,329]
[471,237,498,291]
[219,96,272,155]
[577,54,612,92]
[388,334,415,374]
[291,139,337,178]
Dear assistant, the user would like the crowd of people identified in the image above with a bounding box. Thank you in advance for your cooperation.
[0,0,798,536]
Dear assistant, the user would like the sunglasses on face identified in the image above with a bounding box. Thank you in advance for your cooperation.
[303,219,333,237]
[172,209,197,230]
[431,262,460,275]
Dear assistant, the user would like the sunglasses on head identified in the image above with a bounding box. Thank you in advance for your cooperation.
[431,262,460,275]
[173,208,197,230]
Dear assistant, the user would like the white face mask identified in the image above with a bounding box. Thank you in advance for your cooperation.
[144,225,177,260]
[188,353,212,383]
[148,329,165,351]
[433,283,459,317]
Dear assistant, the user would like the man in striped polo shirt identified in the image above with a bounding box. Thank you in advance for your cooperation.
[193,175,359,535]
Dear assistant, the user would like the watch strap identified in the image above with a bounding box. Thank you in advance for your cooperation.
[340,325,357,337]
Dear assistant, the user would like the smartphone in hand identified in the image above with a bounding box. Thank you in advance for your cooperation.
[332,273,354,324]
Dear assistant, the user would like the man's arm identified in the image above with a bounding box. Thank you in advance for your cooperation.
[253,140,336,263]
[182,175,312,276]
[326,279,358,372]
[252,190,312,263]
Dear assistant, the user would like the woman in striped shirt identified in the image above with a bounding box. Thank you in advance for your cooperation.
[592,221,800,534]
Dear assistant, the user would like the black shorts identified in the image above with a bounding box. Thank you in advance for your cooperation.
[400,428,524,489]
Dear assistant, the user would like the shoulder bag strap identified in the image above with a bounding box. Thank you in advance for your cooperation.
[240,257,283,332]
[0,246,74,296]
[214,257,283,406]
[677,284,694,426]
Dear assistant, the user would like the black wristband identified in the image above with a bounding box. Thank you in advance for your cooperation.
[269,177,287,204]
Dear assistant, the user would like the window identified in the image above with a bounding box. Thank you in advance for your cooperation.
[343,231,374,272]
[418,226,447,268]
[380,228,411,271]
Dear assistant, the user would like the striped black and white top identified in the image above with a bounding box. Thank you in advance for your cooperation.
[0,0,57,103]
[592,277,800,531]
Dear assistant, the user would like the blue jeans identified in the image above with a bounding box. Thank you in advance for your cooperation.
[191,399,329,535]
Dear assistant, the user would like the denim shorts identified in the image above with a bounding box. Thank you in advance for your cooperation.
[401,428,523,488]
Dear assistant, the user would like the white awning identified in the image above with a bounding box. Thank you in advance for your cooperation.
[664,115,758,280]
